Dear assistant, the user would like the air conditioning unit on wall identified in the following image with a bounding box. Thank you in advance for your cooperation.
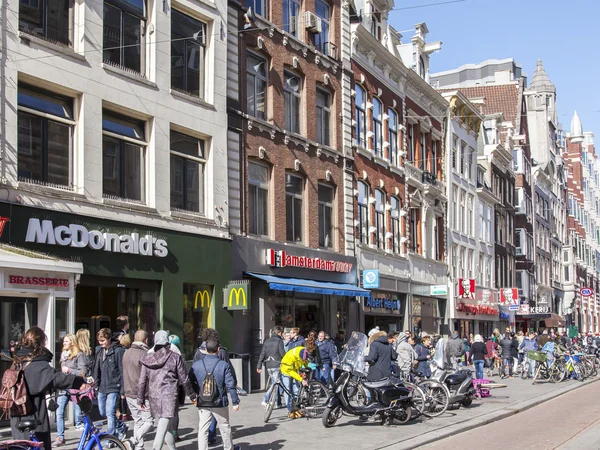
[304,12,322,33]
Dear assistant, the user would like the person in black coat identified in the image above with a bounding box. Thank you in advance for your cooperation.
[256,326,285,406]
[365,331,396,381]
[9,327,85,450]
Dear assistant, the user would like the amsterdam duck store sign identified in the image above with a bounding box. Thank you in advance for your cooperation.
[25,218,169,257]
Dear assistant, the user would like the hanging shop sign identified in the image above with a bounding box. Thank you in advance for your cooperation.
[499,288,519,306]
[223,281,251,310]
[580,288,594,297]
[25,218,168,257]
[8,275,69,287]
[430,285,448,296]
[266,249,352,273]
[477,289,494,305]
[362,270,380,289]
[458,278,475,299]
[529,306,550,314]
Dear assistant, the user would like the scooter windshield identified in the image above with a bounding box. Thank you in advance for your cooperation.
[432,337,446,369]
[333,331,368,374]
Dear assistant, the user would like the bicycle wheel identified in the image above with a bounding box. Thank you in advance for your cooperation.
[346,379,368,407]
[263,383,278,423]
[521,361,530,379]
[575,362,586,381]
[418,379,449,418]
[548,364,563,383]
[90,434,127,450]
[404,381,425,416]
[304,381,328,417]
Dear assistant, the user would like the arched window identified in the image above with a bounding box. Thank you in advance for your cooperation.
[372,97,383,156]
[388,108,398,165]
[375,189,385,249]
[355,84,366,147]
[357,181,369,244]
[390,196,402,253]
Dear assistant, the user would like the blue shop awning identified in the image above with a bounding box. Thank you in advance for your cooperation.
[246,272,370,297]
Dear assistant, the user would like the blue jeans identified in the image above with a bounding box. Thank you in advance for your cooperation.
[318,363,331,386]
[208,417,217,442]
[56,394,83,439]
[98,392,124,436]
[281,374,299,412]
[473,360,484,380]
[263,368,282,405]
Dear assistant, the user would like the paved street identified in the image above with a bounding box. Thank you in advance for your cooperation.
[57,374,598,450]
[421,378,600,450]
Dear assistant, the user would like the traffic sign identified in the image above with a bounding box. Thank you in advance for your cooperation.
[508,305,519,311]
[580,288,594,297]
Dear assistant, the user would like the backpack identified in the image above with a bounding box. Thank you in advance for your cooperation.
[0,358,32,420]
[197,359,221,407]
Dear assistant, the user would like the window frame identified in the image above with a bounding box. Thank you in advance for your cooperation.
[102,111,147,203]
[169,130,206,214]
[390,196,401,253]
[284,70,302,134]
[452,134,458,170]
[431,139,437,176]
[355,84,366,147]
[419,131,425,170]
[388,108,398,166]
[285,172,304,243]
[248,160,269,236]
[283,0,300,37]
[19,0,74,45]
[357,180,369,245]
[171,9,207,99]
[314,0,331,56]
[103,0,147,75]
[246,51,267,120]
[408,123,415,162]
[17,85,75,188]
[374,189,385,250]
[372,97,383,157]
[318,183,334,248]
[316,87,331,146]
[245,0,266,17]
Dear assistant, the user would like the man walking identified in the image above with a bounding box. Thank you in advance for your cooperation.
[256,326,285,407]
[122,330,153,450]
[316,331,337,386]
[94,328,127,439]
[190,339,241,450]
[445,330,465,370]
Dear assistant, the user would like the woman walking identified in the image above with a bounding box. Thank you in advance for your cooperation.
[468,335,488,380]
[138,330,195,450]
[55,334,88,446]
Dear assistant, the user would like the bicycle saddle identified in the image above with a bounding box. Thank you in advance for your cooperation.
[363,378,391,389]
[16,420,39,432]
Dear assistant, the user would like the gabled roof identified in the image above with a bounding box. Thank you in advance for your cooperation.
[439,84,520,126]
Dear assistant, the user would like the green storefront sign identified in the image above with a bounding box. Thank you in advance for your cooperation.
[0,204,233,355]
[223,281,251,310]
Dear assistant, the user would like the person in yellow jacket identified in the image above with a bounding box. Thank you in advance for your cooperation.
[280,347,309,419]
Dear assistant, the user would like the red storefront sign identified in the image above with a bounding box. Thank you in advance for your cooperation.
[8,275,69,287]
[499,288,519,305]
[456,302,499,316]
[458,278,476,299]
[266,249,353,273]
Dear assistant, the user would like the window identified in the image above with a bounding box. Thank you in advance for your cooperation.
[408,124,415,162]
[372,98,383,156]
[245,0,265,17]
[17,85,74,188]
[458,190,465,230]
[284,71,301,133]
[286,173,303,242]
[283,0,300,37]
[355,85,366,146]
[431,140,437,176]
[316,88,331,146]
[410,208,419,253]
[375,189,385,249]
[103,0,146,74]
[171,10,207,98]
[452,135,458,170]
[419,131,425,170]
[247,52,267,120]
[102,112,146,202]
[388,109,398,165]
[170,130,205,213]
[390,196,401,253]
[357,181,369,244]
[19,0,72,45]
[315,0,330,56]
[453,189,459,229]
[248,161,269,236]
[318,184,334,248]
[467,147,473,180]
[460,140,466,176]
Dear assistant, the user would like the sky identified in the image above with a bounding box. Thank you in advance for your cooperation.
[388,0,600,139]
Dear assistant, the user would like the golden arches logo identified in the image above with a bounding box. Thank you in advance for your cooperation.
[228,287,247,307]
[194,290,211,309]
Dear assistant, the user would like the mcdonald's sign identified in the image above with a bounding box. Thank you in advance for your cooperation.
[223,281,251,310]
[194,289,212,311]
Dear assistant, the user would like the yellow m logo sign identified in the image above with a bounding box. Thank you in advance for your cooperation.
[228,287,247,307]
[194,290,211,309]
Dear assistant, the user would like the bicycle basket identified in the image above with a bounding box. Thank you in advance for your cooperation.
[527,351,547,362]
[69,388,95,414]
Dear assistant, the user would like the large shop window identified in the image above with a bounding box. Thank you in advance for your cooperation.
[246,52,267,120]
[102,112,146,202]
[170,130,205,214]
[171,10,207,99]
[284,71,302,133]
[183,284,213,360]
[286,173,303,242]
[55,298,70,369]
[103,0,146,74]
[19,0,72,45]
[273,293,321,335]
[17,85,74,188]
[318,183,334,248]
[314,0,331,56]
[411,297,442,336]
[248,161,269,236]
[357,180,369,244]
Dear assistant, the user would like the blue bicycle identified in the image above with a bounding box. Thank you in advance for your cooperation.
[0,387,126,450]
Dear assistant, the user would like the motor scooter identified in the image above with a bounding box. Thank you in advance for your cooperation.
[430,339,476,407]
[322,332,413,427]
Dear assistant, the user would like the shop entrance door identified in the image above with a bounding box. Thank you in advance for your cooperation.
[0,297,38,427]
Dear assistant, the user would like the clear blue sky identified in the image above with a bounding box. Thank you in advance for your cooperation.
[388,0,600,139]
